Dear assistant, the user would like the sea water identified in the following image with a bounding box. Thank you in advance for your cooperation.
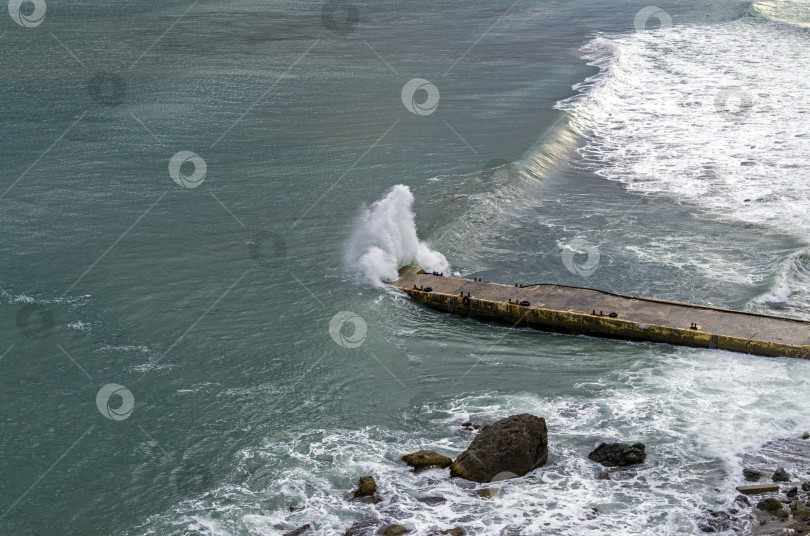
[2,0,810,534]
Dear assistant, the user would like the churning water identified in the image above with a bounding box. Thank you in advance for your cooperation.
[2,0,810,535]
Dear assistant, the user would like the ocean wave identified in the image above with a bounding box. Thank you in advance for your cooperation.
[130,350,810,535]
[556,18,810,240]
[753,0,810,28]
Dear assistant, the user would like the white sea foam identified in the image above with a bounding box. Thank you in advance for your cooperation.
[131,349,810,536]
[345,185,450,286]
[556,16,810,240]
[754,0,810,28]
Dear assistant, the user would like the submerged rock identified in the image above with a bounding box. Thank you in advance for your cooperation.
[773,468,790,482]
[588,442,646,467]
[351,476,381,504]
[698,510,732,533]
[449,414,548,483]
[283,525,312,536]
[401,450,452,471]
[344,518,379,536]
[743,468,762,482]
[353,476,377,498]
[435,529,464,536]
[382,525,409,536]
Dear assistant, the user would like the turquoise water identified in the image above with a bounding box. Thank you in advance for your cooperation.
[2,0,810,534]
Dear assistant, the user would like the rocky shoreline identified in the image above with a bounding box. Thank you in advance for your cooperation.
[281,413,652,535]
[279,415,810,535]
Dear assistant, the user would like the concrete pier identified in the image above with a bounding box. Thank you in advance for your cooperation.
[386,266,810,359]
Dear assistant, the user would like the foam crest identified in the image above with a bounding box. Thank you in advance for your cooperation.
[556,18,810,239]
[345,185,450,286]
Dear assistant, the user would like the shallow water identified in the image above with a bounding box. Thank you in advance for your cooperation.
[2,0,810,535]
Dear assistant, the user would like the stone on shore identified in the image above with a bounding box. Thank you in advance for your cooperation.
[401,450,452,471]
[588,442,646,467]
[449,414,548,483]
[757,498,783,512]
[773,468,790,482]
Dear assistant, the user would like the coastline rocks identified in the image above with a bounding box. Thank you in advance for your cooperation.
[344,518,379,536]
[382,525,410,536]
[449,414,548,483]
[588,442,646,467]
[743,468,762,482]
[401,450,452,472]
[698,510,732,533]
[757,498,783,512]
[773,468,791,482]
[434,529,464,536]
[802,433,809,440]
[352,476,381,504]
[803,482,810,492]
[283,525,312,536]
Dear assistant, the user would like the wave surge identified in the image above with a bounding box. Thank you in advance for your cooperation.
[345,185,450,285]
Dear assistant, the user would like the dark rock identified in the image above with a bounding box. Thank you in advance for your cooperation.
[735,495,750,506]
[758,498,783,511]
[461,421,472,427]
[775,508,790,519]
[795,510,810,521]
[353,476,377,498]
[344,518,379,536]
[743,468,762,482]
[802,433,809,440]
[773,468,790,482]
[597,471,611,480]
[434,529,464,536]
[803,481,810,492]
[382,525,409,536]
[401,450,452,471]
[788,487,799,498]
[699,510,732,533]
[587,442,646,467]
[449,414,548,483]
[284,525,312,536]
[417,496,447,506]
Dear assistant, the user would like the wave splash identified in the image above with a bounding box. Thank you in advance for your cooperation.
[345,185,449,286]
